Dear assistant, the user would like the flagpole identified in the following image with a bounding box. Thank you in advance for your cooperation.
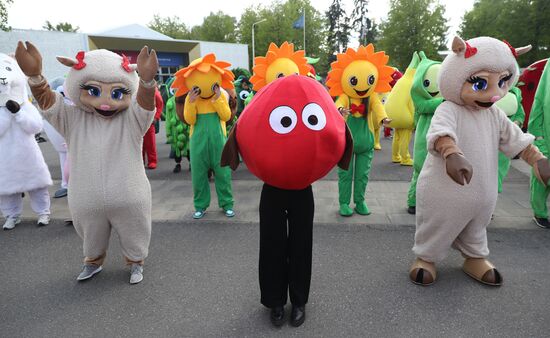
[303,8,306,53]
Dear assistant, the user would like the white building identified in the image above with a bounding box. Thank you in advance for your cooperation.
[0,24,249,83]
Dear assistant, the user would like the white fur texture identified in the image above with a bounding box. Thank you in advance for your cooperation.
[60,49,138,112]
[0,53,27,106]
[439,37,519,105]
[0,102,52,195]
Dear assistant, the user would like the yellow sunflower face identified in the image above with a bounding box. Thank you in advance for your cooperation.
[265,58,300,85]
[184,69,223,100]
[341,60,379,99]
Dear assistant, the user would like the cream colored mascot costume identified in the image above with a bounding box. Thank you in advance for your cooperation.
[15,42,159,284]
[409,36,550,287]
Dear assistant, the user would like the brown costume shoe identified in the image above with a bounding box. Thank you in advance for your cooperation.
[409,258,436,286]
[462,258,502,286]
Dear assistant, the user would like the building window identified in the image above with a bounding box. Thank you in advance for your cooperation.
[157,66,179,84]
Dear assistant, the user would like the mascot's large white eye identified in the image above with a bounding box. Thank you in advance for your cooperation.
[169,87,176,95]
[239,90,250,100]
[269,106,297,134]
[301,103,326,131]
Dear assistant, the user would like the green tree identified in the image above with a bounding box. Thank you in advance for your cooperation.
[378,0,448,71]
[460,0,550,67]
[1,0,13,31]
[326,0,351,55]
[195,11,237,43]
[148,15,197,40]
[352,0,377,45]
[237,0,326,73]
[43,21,79,32]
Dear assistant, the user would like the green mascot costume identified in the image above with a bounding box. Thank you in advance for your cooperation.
[528,60,550,228]
[165,93,190,173]
[171,54,235,219]
[234,75,252,116]
[406,52,444,214]
[326,45,394,217]
[495,86,525,192]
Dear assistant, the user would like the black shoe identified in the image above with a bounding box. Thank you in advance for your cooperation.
[173,163,182,173]
[407,206,416,215]
[533,217,550,229]
[290,305,305,327]
[270,306,285,327]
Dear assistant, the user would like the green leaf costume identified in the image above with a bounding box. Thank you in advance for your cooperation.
[407,52,444,208]
[496,86,525,193]
[528,61,550,218]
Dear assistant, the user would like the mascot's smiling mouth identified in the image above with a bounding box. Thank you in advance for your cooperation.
[200,93,215,100]
[475,101,494,108]
[429,91,439,97]
[94,108,119,117]
[354,88,369,96]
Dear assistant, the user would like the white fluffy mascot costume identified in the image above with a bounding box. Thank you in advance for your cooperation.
[0,53,52,230]
[15,42,159,284]
[409,37,550,287]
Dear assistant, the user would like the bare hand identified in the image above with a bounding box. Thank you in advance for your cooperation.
[212,83,221,101]
[136,46,158,82]
[15,41,42,77]
[189,87,200,103]
[338,107,350,116]
[536,158,550,186]
[445,153,473,185]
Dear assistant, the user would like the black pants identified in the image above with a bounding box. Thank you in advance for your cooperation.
[259,184,314,308]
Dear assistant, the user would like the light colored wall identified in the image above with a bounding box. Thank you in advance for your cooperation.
[198,41,249,71]
[0,29,89,81]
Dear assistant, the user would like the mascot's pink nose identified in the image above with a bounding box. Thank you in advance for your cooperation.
[100,104,111,110]
[490,96,501,103]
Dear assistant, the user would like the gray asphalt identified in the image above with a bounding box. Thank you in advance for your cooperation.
[1,220,549,338]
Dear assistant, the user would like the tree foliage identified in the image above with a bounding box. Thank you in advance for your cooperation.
[0,0,13,31]
[378,0,448,71]
[326,0,351,55]
[237,0,326,72]
[351,0,377,45]
[195,11,237,43]
[43,21,79,32]
[459,0,550,67]
[148,15,196,40]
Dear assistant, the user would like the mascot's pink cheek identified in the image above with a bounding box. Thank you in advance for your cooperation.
[236,75,346,190]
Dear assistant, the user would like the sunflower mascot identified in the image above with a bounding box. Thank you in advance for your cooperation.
[327,45,393,216]
[171,54,235,219]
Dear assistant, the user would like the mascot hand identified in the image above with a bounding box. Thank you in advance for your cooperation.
[6,100,20,114]
[15,41,42,77]
[536,158,550,186]
[445,153,473,185]
[137,46,159,82]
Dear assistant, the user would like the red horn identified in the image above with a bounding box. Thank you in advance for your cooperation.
[73,51,86,70]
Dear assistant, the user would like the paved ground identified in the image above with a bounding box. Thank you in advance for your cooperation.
[1,220,549,337]
[3,124,549,337]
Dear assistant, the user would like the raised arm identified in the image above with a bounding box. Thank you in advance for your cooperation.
[15,41,71,136]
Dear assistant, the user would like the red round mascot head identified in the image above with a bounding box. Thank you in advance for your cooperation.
[221,75,352,190]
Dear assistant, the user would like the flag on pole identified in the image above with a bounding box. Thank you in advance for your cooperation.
[293,14,305,29]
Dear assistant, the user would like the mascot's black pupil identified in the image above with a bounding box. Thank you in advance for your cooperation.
[368,75,375,85]
[281,116,292,128]
[308,115,318,125]
[423,79,430,87]
[350,76,358,86]
[5,67,11,71]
